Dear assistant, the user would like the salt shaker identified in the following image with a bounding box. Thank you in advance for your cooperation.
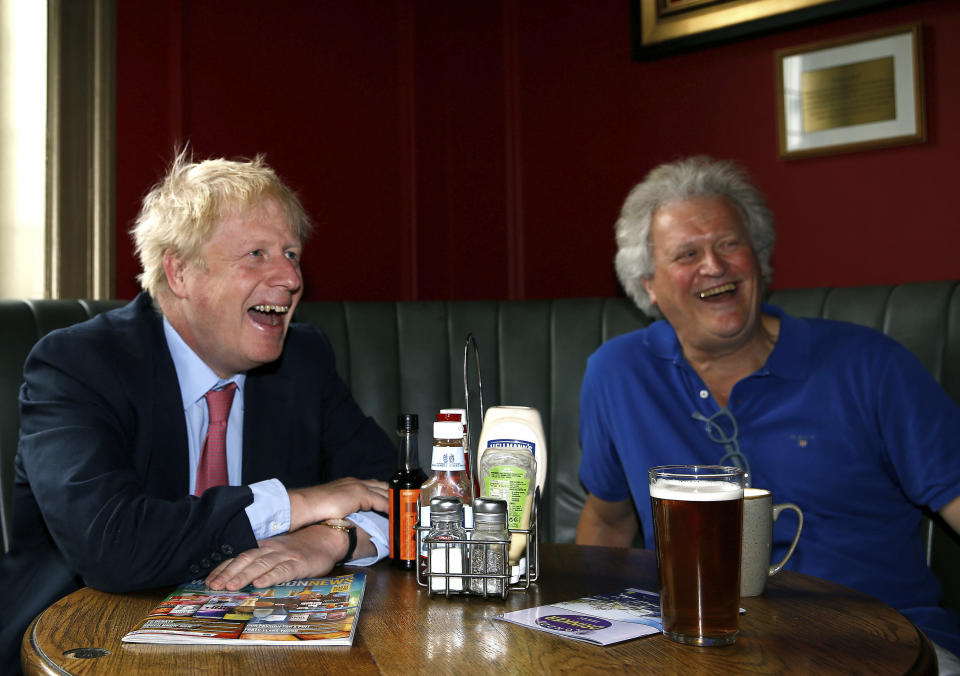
[469,498,509,597]
[425,496,467,594]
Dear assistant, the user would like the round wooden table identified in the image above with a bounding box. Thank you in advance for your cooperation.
[22,544,936,675]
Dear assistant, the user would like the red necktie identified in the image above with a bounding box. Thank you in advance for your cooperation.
[194,383,237,496]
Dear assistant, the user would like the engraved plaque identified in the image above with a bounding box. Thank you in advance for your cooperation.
[800,57,895,133]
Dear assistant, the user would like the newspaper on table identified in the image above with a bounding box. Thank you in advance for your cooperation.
[494,587,663,646]
[122,572,366,646]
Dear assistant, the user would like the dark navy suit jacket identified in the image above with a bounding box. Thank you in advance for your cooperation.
[1,293,393,670]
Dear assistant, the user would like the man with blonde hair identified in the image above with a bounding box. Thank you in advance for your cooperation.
[1,150,394,673]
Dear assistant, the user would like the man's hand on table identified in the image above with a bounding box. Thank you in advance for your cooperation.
[287,477,389,531]
[204,476,387,590]
[205,522,375,591]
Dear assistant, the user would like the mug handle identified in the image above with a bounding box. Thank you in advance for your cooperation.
[769,503,803,576]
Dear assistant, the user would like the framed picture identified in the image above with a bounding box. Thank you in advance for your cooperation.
[631,0,908,61]
[775,23,925,159]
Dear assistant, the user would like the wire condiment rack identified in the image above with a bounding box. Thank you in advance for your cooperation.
[415,333,541,598]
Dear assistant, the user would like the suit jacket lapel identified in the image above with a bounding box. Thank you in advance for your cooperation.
[134,295,191,499]
[242,367,296,483]
[150,360,189,497]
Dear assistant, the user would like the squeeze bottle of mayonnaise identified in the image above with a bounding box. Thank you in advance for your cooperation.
[476,406,547,580]
[475,406,547,498]
[479,444,536,565]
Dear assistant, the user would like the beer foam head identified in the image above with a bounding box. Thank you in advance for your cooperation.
[649,478,742,501]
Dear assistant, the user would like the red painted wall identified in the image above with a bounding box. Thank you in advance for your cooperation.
[116,0,960,302]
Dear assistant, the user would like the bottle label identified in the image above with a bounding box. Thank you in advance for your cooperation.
[398,489,420,561]
[431,443,466,471]
[483,465,531,530]
[487,438,535,454]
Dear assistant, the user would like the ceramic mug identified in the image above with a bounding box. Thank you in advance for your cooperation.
[740,488,803,597]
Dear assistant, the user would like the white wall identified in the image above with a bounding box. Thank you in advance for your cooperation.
[0,0,46,298]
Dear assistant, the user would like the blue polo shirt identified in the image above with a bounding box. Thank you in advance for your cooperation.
[579,304,960,654]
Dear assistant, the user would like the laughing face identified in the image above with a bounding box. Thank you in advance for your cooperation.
[642,196,763,357]
[164,198,304,377]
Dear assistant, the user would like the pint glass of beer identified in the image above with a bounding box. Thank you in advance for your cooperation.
[649,465,744,646]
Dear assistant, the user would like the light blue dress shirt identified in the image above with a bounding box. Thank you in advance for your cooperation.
[163,318,386,565]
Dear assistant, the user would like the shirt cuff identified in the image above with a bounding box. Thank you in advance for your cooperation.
[346,511,388,566]
[245,479,291,539]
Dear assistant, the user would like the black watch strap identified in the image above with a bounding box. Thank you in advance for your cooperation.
[322,519,357,567]
[337,524,357,567]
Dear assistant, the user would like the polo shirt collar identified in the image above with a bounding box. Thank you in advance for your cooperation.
[641,303,809,381]
[758,304,808,380]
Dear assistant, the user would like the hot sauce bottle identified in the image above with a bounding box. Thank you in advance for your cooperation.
[419,419,475,575]
[389,414,427,570]
[438,408,480,498]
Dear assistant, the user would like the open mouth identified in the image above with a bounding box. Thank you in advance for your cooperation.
[248,304,290,327]
[698,282,737,300]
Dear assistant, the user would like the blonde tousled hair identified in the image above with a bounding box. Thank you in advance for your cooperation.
[132,148,313,299]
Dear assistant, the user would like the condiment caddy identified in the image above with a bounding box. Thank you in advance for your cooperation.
[415,491,541,598]
[410,334,544,599]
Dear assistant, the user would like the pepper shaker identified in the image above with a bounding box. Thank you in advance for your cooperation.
[469,498,509,597]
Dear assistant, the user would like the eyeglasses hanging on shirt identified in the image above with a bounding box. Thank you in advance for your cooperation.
[691,407,752,488]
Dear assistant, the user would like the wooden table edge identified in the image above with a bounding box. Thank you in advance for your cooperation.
[909,624,938,676]
[22,607,63,676]
[19,547,941,676]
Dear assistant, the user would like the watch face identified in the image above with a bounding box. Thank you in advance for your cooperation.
[324,518,355,530]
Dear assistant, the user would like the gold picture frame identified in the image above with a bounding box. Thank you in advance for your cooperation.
[775,23,925,160]
[631,0,907,60]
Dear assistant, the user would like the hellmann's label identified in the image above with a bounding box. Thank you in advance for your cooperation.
[487,438,535,453]
[484,465,531,530]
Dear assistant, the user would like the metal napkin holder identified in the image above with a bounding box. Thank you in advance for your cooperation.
[415,333,541,598]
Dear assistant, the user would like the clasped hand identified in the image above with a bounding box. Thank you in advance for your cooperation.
[206,476,388,591]
[286,476,389,531]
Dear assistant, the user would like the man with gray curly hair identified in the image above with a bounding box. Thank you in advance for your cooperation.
[613,156,775,317]
[575,156,960,669]
[1,150,394,673]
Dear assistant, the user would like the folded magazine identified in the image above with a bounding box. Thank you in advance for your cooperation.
[494,587,663,646]
[122,572,366,645]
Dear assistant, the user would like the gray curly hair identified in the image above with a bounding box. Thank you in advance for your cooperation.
[132,147,313,300]
[614,156,775,316]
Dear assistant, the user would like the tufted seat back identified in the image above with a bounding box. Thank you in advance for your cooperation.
[0,282,958,615]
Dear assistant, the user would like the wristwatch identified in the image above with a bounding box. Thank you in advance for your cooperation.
[321,518,357,567]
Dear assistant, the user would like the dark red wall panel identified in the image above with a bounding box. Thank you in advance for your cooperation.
[116,0,960,302]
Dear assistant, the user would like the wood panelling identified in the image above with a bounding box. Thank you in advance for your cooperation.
[115,0,960,302]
